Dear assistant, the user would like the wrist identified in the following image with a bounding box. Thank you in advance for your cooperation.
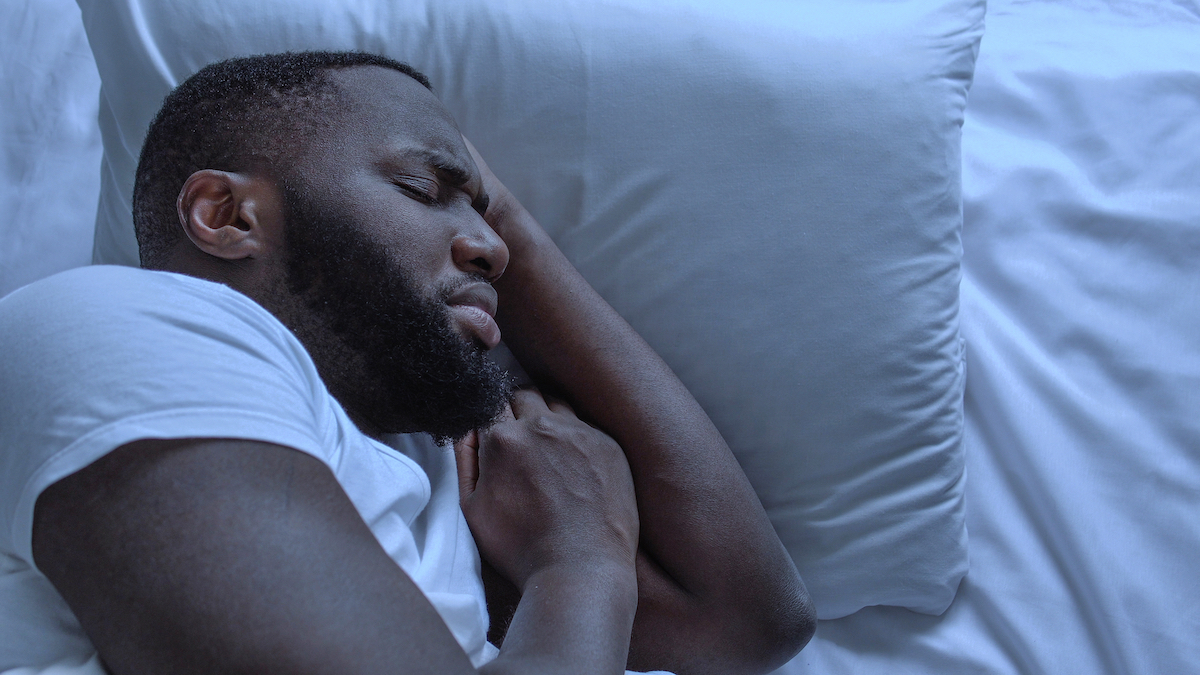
[482,557,638,675]
[522,557,638,609]
[487,199,552,263]
[527,553,637,580]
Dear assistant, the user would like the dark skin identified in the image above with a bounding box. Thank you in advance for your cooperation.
[32,66,815,674]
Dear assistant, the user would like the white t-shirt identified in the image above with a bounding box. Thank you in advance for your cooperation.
[0,265,497,672]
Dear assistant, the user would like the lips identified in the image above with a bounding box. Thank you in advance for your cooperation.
[446,283,501,350]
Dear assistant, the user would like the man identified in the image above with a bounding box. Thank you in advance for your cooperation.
[0,51,814,674]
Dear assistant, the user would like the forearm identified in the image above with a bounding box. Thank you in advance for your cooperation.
[482,562,637,675]
[492,215,769,570]
[490,208,813,672]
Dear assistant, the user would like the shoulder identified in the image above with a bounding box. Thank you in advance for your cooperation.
[0,267,336,565]
[0,264,330,464]
[2,265,276,337]
[1,265,310,375]
[2,264,197,305]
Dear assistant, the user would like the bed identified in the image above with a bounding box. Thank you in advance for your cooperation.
[1,0,1197,673]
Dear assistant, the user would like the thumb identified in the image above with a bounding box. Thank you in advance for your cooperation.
[453,429,480,504]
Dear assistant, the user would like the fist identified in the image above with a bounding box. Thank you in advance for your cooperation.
[454,389,639,590]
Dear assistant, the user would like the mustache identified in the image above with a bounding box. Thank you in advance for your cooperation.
[432,272,493,304]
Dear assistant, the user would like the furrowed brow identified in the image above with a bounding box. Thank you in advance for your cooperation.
[377,148,471,184]
[379,147,488,213]
[418,149,489,214]
[421,150,473,187]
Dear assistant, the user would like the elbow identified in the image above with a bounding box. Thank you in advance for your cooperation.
[735,577,817,674]
[630,559,817,674]
[768,582,818,670]
[673,573,816,675]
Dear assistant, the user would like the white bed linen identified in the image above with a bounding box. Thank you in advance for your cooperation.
[774,0,1200,672]
[2,0,1198,674]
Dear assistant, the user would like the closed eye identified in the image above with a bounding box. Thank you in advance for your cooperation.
[393,178,440,205]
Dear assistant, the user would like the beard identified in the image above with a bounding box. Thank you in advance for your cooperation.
[278,183,512,442]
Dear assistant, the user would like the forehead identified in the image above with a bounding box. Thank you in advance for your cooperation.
[307,65,468,169]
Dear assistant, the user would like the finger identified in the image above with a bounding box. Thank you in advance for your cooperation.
[509,388,551,419]
[497,401,516,423]
[453,430,480,504]
[461,136,503,217]
[462,135,486,172]
[473,403,514,458]
[543,394,578,419]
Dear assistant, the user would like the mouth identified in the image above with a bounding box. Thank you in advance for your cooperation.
[446,283,501,350]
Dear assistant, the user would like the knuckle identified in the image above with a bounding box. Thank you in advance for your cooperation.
[527,414,561,439]
[481,421,521,450]
[512,388,542,408]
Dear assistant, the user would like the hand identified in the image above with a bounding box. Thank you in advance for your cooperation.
[462,136,544,253]
[454,389,640,590]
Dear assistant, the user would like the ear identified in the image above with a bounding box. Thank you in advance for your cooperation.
[176,170,280,260]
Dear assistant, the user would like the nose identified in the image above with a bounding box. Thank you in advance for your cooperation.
[451,218,509,283]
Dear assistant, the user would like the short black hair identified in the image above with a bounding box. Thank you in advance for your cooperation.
[132,51,431,269]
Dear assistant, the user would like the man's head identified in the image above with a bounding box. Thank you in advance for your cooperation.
[134,52,432,269]
[133,52,513,440]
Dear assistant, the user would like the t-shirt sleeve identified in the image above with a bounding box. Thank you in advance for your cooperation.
[0,266,333,568]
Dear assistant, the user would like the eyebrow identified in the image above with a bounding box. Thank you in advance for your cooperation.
[380,147,490,213]
[419,149,473,187]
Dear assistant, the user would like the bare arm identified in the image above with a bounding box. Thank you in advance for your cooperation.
[469,143,816,674]
[33,436,638,675]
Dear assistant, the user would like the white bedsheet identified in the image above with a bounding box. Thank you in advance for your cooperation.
[2,1,1198,674]
[775,1,1200,672]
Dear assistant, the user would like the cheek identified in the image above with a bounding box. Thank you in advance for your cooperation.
[356,192,457,276]
[318,173,466,290]
[379,228,456,291]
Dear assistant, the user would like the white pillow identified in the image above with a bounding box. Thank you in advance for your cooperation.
[79,0,982,619]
